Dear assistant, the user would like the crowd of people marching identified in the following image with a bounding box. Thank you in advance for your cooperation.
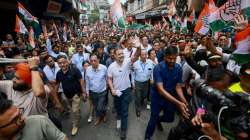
[0,14,250,140]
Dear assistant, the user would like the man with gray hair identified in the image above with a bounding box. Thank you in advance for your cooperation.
[132,49,154,118]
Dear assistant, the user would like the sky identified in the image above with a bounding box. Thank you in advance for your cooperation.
[107,0,127,5]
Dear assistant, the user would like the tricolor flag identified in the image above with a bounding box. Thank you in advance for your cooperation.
[110,0,126,28]
[17,2,39,24]
[28,27,35,48]
[168,1,176,16]
[194,3,209,34]
[80,0,88,10]
[241,0,250,20]
[18,2,34,21]
[194,0,217,35]
[188,6,196,23]
[15,15,28,34]
[209,0,250,32]
[233,25,250,64]
[181,18,188,33]
[18,2,40,37]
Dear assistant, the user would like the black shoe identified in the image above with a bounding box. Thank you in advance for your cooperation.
[120,130,127,140]
[157,122,164,131]
[136,111,140,117]
[144,135,151,140]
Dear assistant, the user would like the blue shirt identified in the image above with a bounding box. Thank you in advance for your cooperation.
[133,59,154,82]
[156,50,164,63]
[71,53,90,72]
[85,64,107,93]
[152,61,183,103]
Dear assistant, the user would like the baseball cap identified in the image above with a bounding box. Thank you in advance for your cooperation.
[207,54,222,60]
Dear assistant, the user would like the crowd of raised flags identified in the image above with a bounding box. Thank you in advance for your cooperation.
[14,0,250,65]
[15,2,74,48]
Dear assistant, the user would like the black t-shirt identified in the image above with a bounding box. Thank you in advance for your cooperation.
[56,65,82,99]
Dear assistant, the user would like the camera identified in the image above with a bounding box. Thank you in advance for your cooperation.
[191,79,250,134]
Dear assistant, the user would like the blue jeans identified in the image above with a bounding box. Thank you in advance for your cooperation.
[114,88,131,131]
[145,91,176,139]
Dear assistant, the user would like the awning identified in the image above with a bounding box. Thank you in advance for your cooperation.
[135,13,146,19]
[134,4,168,20]
[145,10,161,18]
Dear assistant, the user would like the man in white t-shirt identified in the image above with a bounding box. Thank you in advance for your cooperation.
[108,35,141,140]
[0,57,50,117]
[123,36,137,59]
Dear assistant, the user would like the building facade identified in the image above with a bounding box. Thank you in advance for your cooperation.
[126,0,170,23]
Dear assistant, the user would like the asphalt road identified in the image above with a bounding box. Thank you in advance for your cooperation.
[61,94,179,140]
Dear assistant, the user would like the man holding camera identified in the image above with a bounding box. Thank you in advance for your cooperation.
[228,63,250,139]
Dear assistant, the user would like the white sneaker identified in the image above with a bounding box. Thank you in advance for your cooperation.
[147,104,151,110]
[71,127,78,136]
[88,116,92,123]
[116,120,121,129]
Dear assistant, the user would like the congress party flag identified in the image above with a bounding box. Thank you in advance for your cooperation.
[194,0,218,35]
[209,0,250,32]
[110,0,126,28]
[15,15,28,34]
[233,25,250,64]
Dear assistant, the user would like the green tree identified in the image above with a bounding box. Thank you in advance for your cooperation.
[89,9,100,24]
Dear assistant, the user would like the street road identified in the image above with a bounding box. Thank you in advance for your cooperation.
[61,94,179,140]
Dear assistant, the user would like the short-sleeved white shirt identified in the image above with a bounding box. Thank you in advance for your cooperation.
[123,47,137,59]
[108,58,132,91]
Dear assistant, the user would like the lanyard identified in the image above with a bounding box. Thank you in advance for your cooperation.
[129,50,133,57]
[140,61,146,72]
[51,66,56,77]
[78,53,84,63]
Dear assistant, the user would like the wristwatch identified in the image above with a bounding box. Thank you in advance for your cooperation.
[30,66,39,71]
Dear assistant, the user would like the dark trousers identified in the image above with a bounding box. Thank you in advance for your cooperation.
[145,95,176,139]
[114,88,131,131]
[134,81,149,112]
[49,113,62,131]
[90,90,107,117]
[147,82,152,103]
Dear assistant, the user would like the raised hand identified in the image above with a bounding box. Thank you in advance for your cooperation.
[233,14,248,31]
[27,57,40,69]
[132,35,141,48]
